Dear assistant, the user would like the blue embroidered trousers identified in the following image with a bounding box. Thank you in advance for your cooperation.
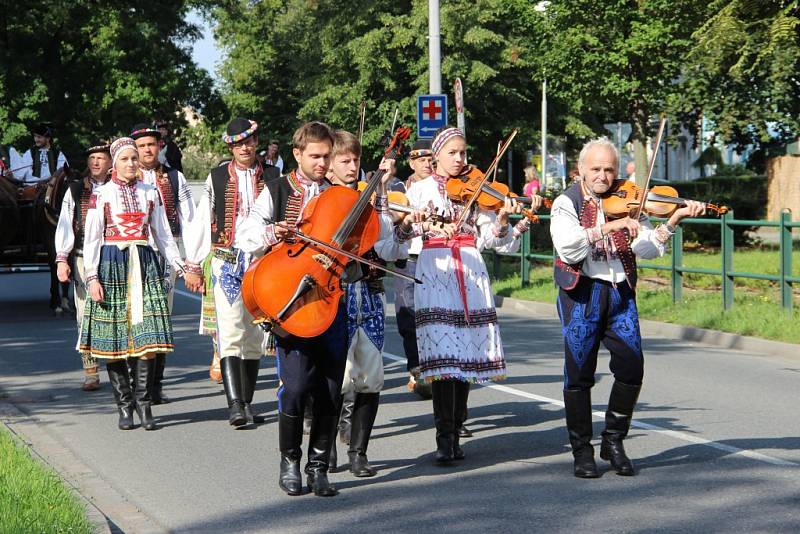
[557,278,644,391]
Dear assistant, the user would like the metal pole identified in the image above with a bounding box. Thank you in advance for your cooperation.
[541,78,547,190]
[428,0,442,94]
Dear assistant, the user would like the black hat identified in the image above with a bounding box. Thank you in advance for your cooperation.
[85,142,111,157]
[223,117,258,144]
[408,139,432,159]
[32,123,54,137]
[130,123,161,141]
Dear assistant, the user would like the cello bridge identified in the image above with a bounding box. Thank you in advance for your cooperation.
[313,253,334,270]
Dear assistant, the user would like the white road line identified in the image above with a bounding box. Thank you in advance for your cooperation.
[174,288,797,467]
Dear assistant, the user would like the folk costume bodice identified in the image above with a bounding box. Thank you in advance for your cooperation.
[139,165,194,240]
[55,177,104,262]
[82,176,184,282]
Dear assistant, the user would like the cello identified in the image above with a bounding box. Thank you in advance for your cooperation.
[242,127,413,338]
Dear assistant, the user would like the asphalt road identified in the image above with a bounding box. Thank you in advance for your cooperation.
[0,273,798,533]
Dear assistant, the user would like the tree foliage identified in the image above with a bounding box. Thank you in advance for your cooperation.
[670,0,800,151]
[0,1,215,162]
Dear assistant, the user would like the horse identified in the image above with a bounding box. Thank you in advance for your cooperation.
[1,166,76,315]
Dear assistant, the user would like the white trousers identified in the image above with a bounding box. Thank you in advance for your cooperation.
[212,257,264,360]
[73,256,96,370]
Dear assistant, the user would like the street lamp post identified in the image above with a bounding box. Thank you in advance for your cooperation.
[429,0,442,94]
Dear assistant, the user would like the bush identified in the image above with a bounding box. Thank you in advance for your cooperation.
[673,169,766,246]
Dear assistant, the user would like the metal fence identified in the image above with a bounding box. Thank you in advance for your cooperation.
[490,210,799,311]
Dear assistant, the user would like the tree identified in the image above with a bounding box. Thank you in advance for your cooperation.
[0,1,215,162]
[669,0,800,152]
[535,0,708,184]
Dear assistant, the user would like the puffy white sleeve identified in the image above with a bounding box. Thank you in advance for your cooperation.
[57,152,68,172]
[631,215,667,260]
[18,150,33,182]
[238,187,277,256]
[182,175,213,270]
[373,212,409,262]
[475,208,518,253]
[149,189,184,273]
[175,171,195,247]
[550,195,591,264]
[82,191,105,283]
[55,188,76,263]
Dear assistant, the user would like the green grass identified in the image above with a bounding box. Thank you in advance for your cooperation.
[0,427,93,534]
[488,261,800,345]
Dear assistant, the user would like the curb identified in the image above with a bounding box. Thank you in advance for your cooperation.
[494,295,799,360]
[0,401,168,534]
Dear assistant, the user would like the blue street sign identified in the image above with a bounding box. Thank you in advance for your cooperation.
[416,94,448,139]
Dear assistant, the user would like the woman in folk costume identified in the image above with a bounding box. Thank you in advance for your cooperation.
[400,126,542,463]
[79,137,188,431]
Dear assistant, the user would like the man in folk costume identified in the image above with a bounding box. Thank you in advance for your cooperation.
[55,142,112,391]
[184,118,279,428]
[18,123,68,183]
[324,130,419,477]
[550,138,705,478]
[131,123,196,404]
[396,139,433,399]
[155,120,183,172]
[79,137,188,431]
[238,121,347,497]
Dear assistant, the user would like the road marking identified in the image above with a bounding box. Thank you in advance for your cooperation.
[174,288,797,467]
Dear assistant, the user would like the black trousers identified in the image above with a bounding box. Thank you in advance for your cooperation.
[394,258,419,372]
[276,304,348,417]
[557,278,644,391]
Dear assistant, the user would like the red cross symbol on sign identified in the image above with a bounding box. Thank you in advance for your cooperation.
[422,99,442,120]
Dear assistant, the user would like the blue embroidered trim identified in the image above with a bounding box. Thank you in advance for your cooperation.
[218,249,245,305]
[346,283,385,351]
[559,282,601,369]
[609,285,642,356]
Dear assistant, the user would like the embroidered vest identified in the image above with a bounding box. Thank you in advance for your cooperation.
[264,171,305,237]
[150,166,181,237]
[30,146,59,178]
[68,179,94,251]
[210,162,279,247]
[553,182,638,290]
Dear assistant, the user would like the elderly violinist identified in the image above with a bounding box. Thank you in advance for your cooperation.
[550,138,705,479]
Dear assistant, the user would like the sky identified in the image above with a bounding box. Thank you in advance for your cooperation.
[187,9,221,82]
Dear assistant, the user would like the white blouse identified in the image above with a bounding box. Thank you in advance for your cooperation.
[82,178,184,282]
[139,166,195,244]
[54,177,105,262]
[404,175,521,254]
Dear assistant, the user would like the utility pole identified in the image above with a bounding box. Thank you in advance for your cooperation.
[541,77,547,190]
[428,0,442,94]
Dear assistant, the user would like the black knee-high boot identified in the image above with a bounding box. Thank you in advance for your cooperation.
[305,415,339,497]
[278,412,304,496]
[133,358,156,431]
[151,353,170,405]
[221,357,246,427]
[240,359,264,424]
[453,381,470,460]
[600,381,641,476]
[348,392,380,477]
[563,388,599,478]
[106,359,134,430]
[432,380,457,464]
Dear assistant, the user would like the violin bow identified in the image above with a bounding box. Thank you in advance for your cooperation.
[358,101,367,144]
[491,140,502,182]
[633,115,667,220]
[453,128,518,229]
[274,222,422,284]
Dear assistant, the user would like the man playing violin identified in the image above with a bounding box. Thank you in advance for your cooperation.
[238,121,346,497]
[550,138,705,479]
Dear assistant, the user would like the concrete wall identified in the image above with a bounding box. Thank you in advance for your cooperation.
[767,155,800,221]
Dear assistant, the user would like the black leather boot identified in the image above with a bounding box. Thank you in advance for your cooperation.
[600,381,641,476]
[221,357,246,427]
[338,389,355,445]
[453,382,471,460]
[133,358,157,431]
[240,359,264,424]
[432,380,456,464]
[151,353,170,405]
[106,360,134,430]
[348,392,380,477]
[278,412,305,496]
[564,388,599,478]
[305,415,339,496]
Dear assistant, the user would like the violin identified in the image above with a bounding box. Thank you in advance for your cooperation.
[601,180,728,219]
[241,127,414,338]
[356,181,413,219]
[446,166,549,223]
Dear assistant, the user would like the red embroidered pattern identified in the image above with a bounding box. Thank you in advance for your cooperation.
[155,168,179,237]
[74,184,93,236]
[216,162,264,247]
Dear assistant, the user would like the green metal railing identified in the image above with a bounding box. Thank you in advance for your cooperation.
[491,210,799,311]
